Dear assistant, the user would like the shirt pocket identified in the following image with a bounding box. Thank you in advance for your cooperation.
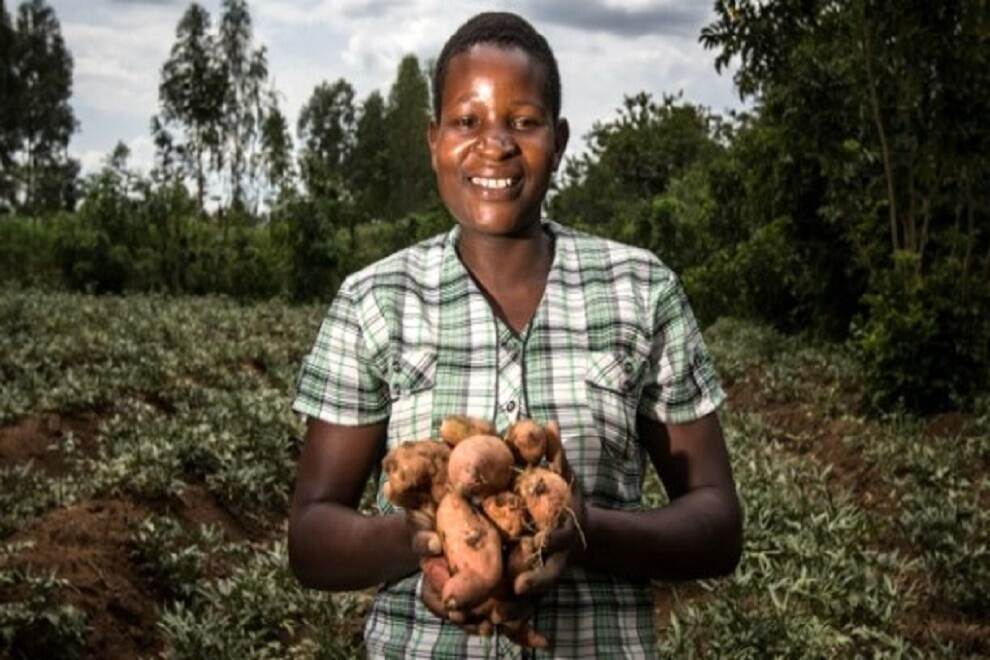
[387,348,437,446]
[584,349,644,462]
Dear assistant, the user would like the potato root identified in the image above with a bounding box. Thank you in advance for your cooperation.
[447,434,515,499]
[440,415,497,447]
[436,491,503,611]
[504,419,548,465]
[481,491,528,541]
[382,439,450,509]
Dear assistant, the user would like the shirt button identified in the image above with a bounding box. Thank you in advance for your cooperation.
[622,359,634,374]
[391,359,402,372]
[505,400,516,413]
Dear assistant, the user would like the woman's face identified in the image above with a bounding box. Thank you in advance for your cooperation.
[428,44,568,238]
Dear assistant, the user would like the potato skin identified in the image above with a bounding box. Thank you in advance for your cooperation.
[504,419,548,465]
[447,434,515,499]
[515,467,571,532]
[440,415,497,447]
[481,491,528,541]
[436,492,503,611]
[382,439,450,509]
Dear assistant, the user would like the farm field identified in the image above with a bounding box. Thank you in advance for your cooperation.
[0,290,987,659]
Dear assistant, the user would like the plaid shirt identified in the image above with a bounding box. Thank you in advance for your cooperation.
[293,219,727,659]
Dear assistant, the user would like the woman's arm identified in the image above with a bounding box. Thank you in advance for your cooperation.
[288,418,421,591]
[578,411,743,581]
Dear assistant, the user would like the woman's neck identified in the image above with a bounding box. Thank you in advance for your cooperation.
[455,221,553,294]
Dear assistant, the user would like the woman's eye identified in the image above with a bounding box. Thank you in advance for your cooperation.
[454,116,477,129]
[512,117,539,130]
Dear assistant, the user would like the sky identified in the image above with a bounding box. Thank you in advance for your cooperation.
[48,0,746,176]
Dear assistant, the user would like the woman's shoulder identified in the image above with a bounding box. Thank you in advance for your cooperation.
[342,230,450,298]
[552,221,678,285]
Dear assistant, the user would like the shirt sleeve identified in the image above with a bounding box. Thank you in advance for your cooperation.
[292,278,391,425]
[638,274,727,424]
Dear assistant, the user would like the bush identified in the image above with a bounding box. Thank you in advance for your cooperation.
[851,252,990,415]
[0,217,61,289]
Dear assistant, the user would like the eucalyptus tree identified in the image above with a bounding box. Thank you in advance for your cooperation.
[217,0,268,212]
[259,89,293,205]
[8,0,77,215]
[384,55,434,219]
[0,0,18,208]
[296,78,356,199]
[347,90,389,219]
[159,2,225,212]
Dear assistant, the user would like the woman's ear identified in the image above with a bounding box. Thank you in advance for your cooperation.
[427,120,439,172]
[552,117,570,172]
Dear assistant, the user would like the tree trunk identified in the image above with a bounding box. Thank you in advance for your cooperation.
[860,6,899,256]
[963,186,975,280]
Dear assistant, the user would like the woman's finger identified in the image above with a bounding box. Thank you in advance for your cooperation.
[411,529,442,556]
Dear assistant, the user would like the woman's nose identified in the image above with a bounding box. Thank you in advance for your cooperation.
[475,127,518,159]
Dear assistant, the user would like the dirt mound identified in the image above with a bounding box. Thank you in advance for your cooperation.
[173,483,249,542]
[0,411,103,476]
[3,498,163,660]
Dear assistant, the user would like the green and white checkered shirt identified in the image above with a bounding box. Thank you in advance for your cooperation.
[293,219,727,659]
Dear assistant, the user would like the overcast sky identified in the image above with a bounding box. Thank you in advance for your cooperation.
[49,0,746,176]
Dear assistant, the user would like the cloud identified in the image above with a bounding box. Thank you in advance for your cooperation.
[519,0,710,38]
[107,0,181,4]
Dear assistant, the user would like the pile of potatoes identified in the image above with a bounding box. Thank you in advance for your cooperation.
[381,415,574,648]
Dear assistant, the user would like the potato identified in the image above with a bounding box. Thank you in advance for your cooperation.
[436,491,503,611]
[515,467,571,545]
[421,555,452,595]
[447,434,515,499]
[481,491,528,541]
[440,415,497,447]
[382,439,450,510]
[504,419,548,465]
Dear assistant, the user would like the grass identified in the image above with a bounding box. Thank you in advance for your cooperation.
[0,292,987,658]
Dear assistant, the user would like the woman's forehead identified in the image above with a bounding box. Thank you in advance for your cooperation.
[444,43,549,104]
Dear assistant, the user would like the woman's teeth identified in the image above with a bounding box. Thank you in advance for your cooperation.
[470,177,516,189]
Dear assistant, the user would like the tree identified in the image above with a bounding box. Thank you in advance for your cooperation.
[297,78,355,198]
[550,92,722,230]
[259,89,293,206]
[347,90,390,220]
[0,0,18,209]
[217,0,268,211]
[700,0,990,412]
[383,55,435,219]
[10,0,77,215]
[159,2,225,212]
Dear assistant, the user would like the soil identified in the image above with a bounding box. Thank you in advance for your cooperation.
[725,369,990,655]
[0,411,103,477]
[0,408,281,659]
[1,498,163,660]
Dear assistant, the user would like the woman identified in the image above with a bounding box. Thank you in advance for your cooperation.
[288,12,742,658]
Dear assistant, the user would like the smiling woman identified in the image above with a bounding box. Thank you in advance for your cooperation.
[288,11,742,660]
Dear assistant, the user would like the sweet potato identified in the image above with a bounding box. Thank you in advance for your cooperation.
[504,419,548,465]
[382,439,450,510]
[481,491,528,541]
[421,555,452,595]
[447,434,515,499]
[543,420,565,476]
[440,415,497,447]
[515,467,571,542]
[436,491,503,611]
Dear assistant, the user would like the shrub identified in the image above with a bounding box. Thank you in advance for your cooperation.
[850,252,990,415]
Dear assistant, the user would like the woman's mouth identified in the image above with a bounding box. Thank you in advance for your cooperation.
[469,176,521,190]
